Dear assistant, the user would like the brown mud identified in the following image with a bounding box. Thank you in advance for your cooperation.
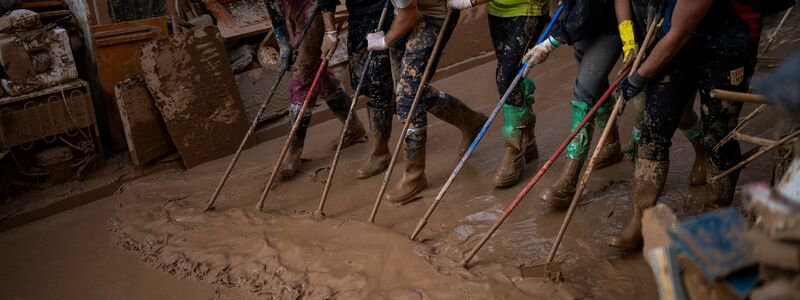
[1,12,795,298]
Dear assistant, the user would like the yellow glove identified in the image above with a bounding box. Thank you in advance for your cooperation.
[618,20,638,63]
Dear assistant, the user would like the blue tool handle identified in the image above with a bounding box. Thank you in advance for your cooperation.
[536,4,564,44]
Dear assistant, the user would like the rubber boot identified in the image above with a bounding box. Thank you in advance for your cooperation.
[427,92,489,157]
[281,104,312,178]
[688,137,708,186]
[355,103,393,179]
[593,101,624,169]
[385,126,428,204]
[540,159,583,208]
[607,158,669,250]
[540,100,592,208]
[493,105,538,187]
[325,89,367,150]
[703,164,740,211]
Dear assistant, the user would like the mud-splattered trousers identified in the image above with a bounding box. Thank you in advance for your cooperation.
[637,47,753,172]
[566,32,622,160]
[389,13,461,152]
[488,15,548,107]
[348,9,395,138]
[277,0,354,143]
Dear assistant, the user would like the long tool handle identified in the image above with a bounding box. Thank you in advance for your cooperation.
[713,104,767,152]
[257,23,344,212]
[205,8,321,212]
[544,14,661,265]
[409,5,564,240]
[367,10,456,223]
[458,70,628,268]
[710,129,800,182]
[316,1,392,217]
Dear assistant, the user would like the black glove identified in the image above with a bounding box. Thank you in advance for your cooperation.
[617,71,649,102]
[274,26,295,70]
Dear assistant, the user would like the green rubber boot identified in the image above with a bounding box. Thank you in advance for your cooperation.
[540,100,592,208]
[493,78,538,187]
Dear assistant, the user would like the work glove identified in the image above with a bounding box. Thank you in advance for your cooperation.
[367,31,388,51]
[274,26,295,70]
[616,71,649,115]
[320,30,338,57]
[447,0,474,10]
[523,36,559,67]
[618,20,639,65]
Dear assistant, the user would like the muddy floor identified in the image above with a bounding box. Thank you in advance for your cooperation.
[0,26,792,300]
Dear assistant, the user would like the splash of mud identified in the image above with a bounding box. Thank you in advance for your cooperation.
[110,191,570,299]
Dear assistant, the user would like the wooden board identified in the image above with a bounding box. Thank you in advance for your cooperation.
[114,75,174,166]
[90,16,168,152]
[140,26,252,169]
[234,67,290,123]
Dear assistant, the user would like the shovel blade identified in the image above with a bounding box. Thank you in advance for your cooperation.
[520,262,562,278]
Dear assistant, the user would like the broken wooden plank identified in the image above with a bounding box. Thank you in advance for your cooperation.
[140,26,253,169]
[114,74,174,166]
[90,16,168,151]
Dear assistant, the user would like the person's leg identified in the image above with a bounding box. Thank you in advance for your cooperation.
[607,54,696,249]
[420,14,489,158]
[489,14,548,187]
[350,11,397,179]
[540,33,622,208]
[698,47,750,210]
[677,102,707,186]
[385,21,429,204]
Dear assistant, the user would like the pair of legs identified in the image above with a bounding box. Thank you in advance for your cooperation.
[608,46,752,249]
[539,31,625,208]
[280,0,366,177]
[347,9,398,179]
[384,12,488,203]
[487,14,549,187]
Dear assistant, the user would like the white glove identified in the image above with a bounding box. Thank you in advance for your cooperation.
[447,0,473,10]
[367,31,388,51]
[523,36,559,67]
[320,30,338,56]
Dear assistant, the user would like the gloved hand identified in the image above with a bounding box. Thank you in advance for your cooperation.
[367,31,388,51]
[447,0,473,10]
[523,36,559,67]
[618,20,639,64]
[320,30,338,57]
[617,71,649,102]
[274,26,294,70]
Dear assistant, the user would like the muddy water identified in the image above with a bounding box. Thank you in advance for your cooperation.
[1,33,788,300]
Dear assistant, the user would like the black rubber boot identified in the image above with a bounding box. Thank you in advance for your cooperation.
[427,92,488,157]
[325,89,367,150]
[704,164,740,211]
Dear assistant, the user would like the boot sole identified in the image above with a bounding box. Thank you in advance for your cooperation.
[539,188,573,209]
[354,166,388,179]
[386,183,428,205]
[594,151,624,170]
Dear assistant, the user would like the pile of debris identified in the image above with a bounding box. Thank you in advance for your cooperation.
[643,142,800,300]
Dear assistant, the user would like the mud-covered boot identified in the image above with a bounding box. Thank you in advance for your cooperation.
[281,104,312,178]
[325,89,367,150]
[593,101,623,169]
[540,159,583,208]
[493,102,538,187]
[427,92,488,157]
[540,100,593,208]
[687,135,708,186]
[355,104,393,179]
[607,158,669,250]
[385,127,428,204]
[704,164,740,211]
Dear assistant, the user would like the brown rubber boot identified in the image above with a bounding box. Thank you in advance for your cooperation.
[593,124,624,170]
[539,159,583,209]
[493,113,538,188]
[689,137,708,186]
[326,89,367,150]
[427,92,488,157]
[703,164,739,211]
[385,138,428,204]
[607,158,669,250]
[280,105,311,179]
[355,105,393,179]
